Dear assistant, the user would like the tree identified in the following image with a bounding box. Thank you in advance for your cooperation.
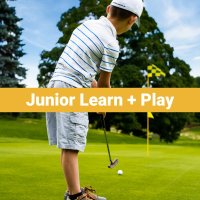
[191,77,200,124]
[0,0,26,87]
[194,77,200,87]
[150,113,189,143]
[37,0,194,142]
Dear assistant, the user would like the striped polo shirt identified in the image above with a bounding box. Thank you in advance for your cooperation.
[50,16,120,88]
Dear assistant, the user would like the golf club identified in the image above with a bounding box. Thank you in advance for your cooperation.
[101,115,118,168]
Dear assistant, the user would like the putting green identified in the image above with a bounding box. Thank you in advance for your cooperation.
[0,137,200,200]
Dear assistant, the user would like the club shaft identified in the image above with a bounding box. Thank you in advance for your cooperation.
[101,116,112,163]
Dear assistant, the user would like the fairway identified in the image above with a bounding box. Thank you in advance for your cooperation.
[0,119,200,200]
[1,138,200,200]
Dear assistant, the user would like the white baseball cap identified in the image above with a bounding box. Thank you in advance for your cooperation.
[111,0,144,27]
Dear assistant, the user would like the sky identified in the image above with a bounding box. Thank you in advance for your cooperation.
[8,0,200,88]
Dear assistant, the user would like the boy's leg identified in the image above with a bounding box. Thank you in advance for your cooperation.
[61,149,81,195]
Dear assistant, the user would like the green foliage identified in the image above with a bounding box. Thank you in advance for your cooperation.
[111,65,145,87]
[0,0,26,87]
[0,112,20,119]
[149,113,189,143]
[19,112,44,119]
[38,47,64,87]
[193,113,200,123]
[192,78,200,123]
[194,76,200,87]
[109,113,141,134]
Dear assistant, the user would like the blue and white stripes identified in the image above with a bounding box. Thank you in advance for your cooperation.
[51,16,120,88]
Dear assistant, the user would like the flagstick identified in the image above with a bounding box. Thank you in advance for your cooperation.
[147,114,150,156]
[146,64,165,156]
[147,76,150,156]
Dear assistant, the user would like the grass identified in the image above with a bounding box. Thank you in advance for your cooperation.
[175,127,200,147]
[0,118,147,144]
[0,118,200,200]
[0,118,47,140]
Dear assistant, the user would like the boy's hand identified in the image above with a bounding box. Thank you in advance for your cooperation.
[91,80,97,88]
[97,112,106,118]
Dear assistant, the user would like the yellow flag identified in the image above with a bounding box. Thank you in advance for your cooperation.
[148,112,154,119]
[147,64,166,78]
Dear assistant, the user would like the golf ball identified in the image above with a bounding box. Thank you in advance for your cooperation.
[117,170,123,175]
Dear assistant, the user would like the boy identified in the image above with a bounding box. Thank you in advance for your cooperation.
[46,0,143,199]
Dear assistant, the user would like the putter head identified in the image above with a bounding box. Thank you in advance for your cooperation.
[108,159,119,168]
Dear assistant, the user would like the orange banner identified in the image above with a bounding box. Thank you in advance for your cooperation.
[0,88,200,112]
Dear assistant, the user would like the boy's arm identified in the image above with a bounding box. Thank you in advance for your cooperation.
[97,71,111,88]
[93,70,111,118]
[91,71,111,88]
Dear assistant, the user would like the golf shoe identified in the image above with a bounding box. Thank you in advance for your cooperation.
[64,187,106,200]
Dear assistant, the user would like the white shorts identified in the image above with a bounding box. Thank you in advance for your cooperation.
[46,80,89,152]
